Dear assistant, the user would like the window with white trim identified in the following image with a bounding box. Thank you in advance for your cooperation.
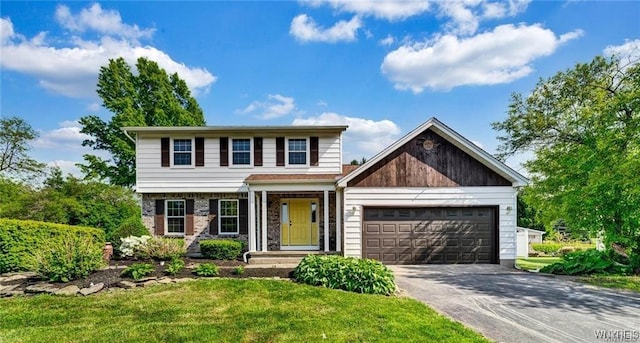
[166,200,185,234]
[219,199,239,234]
[173,139,192,166]
[288,138,307,165]
[232,138,251,165]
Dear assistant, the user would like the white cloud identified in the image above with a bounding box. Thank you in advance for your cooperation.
[55,4,154,42]
[293,112,401,160]
[0,5,216,99]
[604,39,640,64]
[240,94,297,119]
[437,0,531,35]
[379,34,395,46]
[33,120,92,150]
[381,24,583,93]
[305,0,430,21]
[290,14,362,43]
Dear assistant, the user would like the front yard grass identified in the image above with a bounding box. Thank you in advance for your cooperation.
[516,257,562,271]
[0,279,489,343]
[577,275,640,293]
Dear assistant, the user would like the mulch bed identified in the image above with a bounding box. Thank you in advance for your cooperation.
[2,258,295,293]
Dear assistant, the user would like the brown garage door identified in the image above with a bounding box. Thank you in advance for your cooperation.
[363,207,496,264]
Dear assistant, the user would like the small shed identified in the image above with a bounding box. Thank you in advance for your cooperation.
[516,227,546,257]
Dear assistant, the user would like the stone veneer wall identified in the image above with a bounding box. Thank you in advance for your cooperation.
[265,192,336,251]
[141,193,248,254]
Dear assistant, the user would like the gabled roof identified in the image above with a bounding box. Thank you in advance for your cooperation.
[517,227,546,234]
[337,117,528,188]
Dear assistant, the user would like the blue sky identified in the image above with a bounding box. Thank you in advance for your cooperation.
[1,1,638,176]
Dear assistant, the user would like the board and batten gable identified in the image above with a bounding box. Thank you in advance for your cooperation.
[129,126,346,193]
[338,118,527,265]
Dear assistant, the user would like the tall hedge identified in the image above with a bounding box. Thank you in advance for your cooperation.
[0,219,105,273]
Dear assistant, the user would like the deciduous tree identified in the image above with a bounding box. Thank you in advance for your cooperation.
[0,116,44,176]
[79,57,206,186]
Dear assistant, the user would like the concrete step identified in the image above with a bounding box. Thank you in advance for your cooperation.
[248,256,303,265]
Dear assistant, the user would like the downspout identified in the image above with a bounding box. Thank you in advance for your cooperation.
[121,128,136,143]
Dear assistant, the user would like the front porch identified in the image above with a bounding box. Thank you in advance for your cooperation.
[245,175,343,255]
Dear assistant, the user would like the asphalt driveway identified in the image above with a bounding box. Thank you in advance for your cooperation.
[390,265,640,343]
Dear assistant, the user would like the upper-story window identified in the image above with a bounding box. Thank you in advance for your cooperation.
[288,138,307,165]
[173,139,192,166]
[232,138,251,165]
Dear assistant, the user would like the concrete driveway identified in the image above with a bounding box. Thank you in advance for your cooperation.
[390,265,640,343]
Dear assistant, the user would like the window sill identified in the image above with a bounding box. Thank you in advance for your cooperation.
[170,165,195,169]
[164,233,185,238]
[218,232,240,236]
[285,165,309,169]
[228,165,253,169]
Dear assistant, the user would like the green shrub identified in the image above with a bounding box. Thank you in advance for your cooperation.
[121,263,155,280]
[134,237,185,260]
[558,246,576,256]
[294,255,396,295]
[35,235,105,282]
[199,239,243,260]
[531,243,563,254]
[233,265,245,275]
[193,263,219,277]
[540,249,631,275]
[0,219,105,273]
[165,258,185,276]
[110,216,149,245]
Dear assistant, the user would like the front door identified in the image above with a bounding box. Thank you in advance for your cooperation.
[281,199,319,250]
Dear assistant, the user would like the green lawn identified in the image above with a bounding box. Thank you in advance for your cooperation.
[516,257,562,271]
[0,279,489,343]
[577,276,640,293]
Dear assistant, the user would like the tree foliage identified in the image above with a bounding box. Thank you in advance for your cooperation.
[0,116,45,176]
[0,169,142,241]
[79,57,206,186]
[493,53,640,257]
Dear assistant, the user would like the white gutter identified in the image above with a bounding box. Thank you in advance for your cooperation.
[121,128,136,143]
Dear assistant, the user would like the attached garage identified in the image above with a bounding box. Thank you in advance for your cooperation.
[338,118,528,266]
[362,206,497,264]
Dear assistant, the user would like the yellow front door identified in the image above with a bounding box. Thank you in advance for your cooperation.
[281,199,319,248]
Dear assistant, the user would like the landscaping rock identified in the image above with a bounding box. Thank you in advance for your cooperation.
[25,283,57,294]
[3,290,24,297]
[0,284,20,296]
[135,277,158,283]
[142,280,158,287]
[55,285,80,296]
[118,281,137,289]
[79,282,104,296]
[157,277,173,284]
[173,278,195,283]
[0,272,38,283]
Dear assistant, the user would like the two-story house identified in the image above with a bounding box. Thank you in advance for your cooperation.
[124,117,527,266]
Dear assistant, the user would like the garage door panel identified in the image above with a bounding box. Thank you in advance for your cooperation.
[363,206,496,265]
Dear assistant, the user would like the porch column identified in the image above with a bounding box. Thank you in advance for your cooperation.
[261,190,267,252]
[336,188,342,252]
[248,189,257,252]
[324,190,329,252]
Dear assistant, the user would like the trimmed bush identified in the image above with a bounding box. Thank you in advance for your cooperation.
[531,243,563,254]
[540,249,631,275]
[0,219,105,273]
[134,237,185,260]
[121,263,155,280]
[193,263,219,277]
[110,216,149,245]
[199,239,243,260]
[35,234,105,282]
[294,255,396,295]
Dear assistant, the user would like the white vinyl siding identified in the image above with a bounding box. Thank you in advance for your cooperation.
[136,133,342,193]
[342,187,518,262]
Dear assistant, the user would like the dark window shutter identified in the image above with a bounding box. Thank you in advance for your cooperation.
[254,137,263,166]
[239,198,248,235]
[195,137,205,167]
[155,199,165,235]
[276,137,285,166]
[186,199,195,235]
[209,199,218,235]
[310,136,319,166]
[220,137,229,167]
[161,138,170,167]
